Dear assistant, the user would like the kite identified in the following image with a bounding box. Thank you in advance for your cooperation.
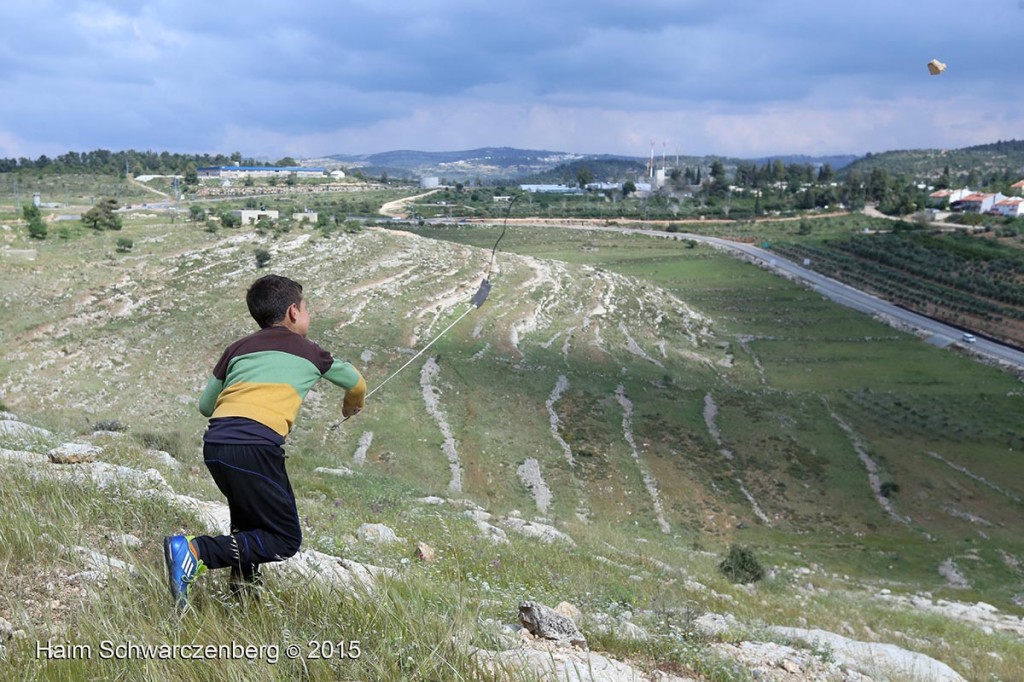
[927,59,947,75]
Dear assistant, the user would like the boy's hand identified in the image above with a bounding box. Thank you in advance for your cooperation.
[342,405,362,418]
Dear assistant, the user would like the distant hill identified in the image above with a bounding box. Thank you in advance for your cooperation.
[749,153,858,170]
[324,147,588,182]
[318,147,860,184]
[839,139,1024,182]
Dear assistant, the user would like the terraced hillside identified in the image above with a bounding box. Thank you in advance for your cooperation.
[2,214,1024,679]
[2,220,1022,542]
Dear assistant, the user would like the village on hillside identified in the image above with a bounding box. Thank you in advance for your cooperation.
[929,180,1024,217]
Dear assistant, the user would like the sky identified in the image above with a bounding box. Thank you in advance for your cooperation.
[1,0,1022,162]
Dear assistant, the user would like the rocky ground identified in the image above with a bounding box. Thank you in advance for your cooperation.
[4,410,1018,680]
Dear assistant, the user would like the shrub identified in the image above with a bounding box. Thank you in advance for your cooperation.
[220,211,241,229]
[115,237,134,253]
[880,481,900,498]
[24,203,47,239]
[28,219,47,240]
[254,248,272,268]
[718,544,765,583]
[92,419,129,433]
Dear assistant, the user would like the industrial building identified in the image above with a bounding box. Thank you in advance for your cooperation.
[198,166,325,179]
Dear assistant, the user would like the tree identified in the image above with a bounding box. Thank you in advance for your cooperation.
[254,248,272,268]
[866,168,890,203]
[710,160,726,184]
[817,163,834,183]
[82,197,122,231]
[576,167,594,188]
[189,205,206,222]
[255,214,276,233]
[220,211,241,229]
[709,160,728,197]
[115,237,134,253]
[622,180,636,197]
[184,164,199,186]
[23,203,46,239]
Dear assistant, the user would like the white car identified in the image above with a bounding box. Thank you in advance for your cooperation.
[961,333,976,344]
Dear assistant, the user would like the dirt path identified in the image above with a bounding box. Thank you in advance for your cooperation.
[380,189,442,218]
[128,176,170,200]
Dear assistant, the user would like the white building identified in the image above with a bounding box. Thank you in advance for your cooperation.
[420,176,440,189]
[952,192,1003,214]
[993,197,1024,217]
[292,211,319,223]
[233,209,280,224]
[928,188,973,206]
[519,184,583,194]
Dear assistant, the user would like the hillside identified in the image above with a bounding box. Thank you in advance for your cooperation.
[1,211,1023,679]
[326,147,586,182]
[321,147,858,183]
[839,139,1024,182]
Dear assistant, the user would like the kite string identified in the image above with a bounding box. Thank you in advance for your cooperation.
[364,305,475,400]
[343,193,519,420]
[486,194,517,280]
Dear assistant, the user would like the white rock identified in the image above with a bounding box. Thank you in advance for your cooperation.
[770,626,967,682]
[615,621,649,641]
[268,548,396,593]
[357,523,402,544]
[145,449,180,469]
[111,533,143,549]
[49,442,103,463]
[0,448,48,465]
[0,419,53,441]
[473,644,696,682]
[501,517,575,545]
[65,545,139,577]
[314,466,354,477]
[694,612,738,637]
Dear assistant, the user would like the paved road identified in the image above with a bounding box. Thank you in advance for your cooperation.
[558,223,1024,373]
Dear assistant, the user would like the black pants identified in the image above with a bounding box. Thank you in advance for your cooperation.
[193,442,303,575]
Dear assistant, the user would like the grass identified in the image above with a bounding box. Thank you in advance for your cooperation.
[2,201,1024,679]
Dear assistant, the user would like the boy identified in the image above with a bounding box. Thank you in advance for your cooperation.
[164,274,365,610]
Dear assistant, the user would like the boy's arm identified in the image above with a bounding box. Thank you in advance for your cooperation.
[323,360,366,417]
[198,376,224,417]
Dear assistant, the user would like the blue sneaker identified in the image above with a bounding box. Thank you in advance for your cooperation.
[163,535,205,610]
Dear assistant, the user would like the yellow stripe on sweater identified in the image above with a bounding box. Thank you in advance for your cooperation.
[212,382,302,436]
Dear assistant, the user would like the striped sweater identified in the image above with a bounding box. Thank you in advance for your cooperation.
[199,325,365,440]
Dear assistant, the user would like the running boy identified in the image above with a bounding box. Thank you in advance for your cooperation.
[164,274,365,609]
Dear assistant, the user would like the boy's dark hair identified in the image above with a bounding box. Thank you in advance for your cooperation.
[247,274,303,328]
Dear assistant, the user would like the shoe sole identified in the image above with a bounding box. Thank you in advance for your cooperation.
[163,537,182,607]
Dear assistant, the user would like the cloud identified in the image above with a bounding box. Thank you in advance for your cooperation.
[0,1,1020,159]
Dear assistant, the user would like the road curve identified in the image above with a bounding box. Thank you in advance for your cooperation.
[552,223,1024,373]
